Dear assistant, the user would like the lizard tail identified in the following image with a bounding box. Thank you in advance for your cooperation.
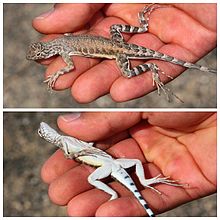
[132,185,155,217]
[152,52,217,73]
[111,169,155,217]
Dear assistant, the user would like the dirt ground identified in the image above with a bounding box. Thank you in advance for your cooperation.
[3,3,217,108]
[3,113,217,216]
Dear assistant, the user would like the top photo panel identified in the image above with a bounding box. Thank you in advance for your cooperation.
[4,3,217,108]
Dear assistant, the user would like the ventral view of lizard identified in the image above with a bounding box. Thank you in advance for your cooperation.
[38,121,187,217]
[26,3,217,102]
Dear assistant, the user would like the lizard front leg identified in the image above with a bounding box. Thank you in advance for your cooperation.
[110,4,170,43]
[115,158,185,195]
[87,164,118,200]
[44,52,74,91]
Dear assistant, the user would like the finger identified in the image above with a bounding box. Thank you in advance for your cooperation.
[41,149,78,184]
[48,164,94,205]
[67,188,110,216]
[67,174,140,217]
[95,130,130,151]
[71,60,119,103]
[97,196,148,216]
[143,112,213,130]
[67,181,147,216]
[57,112,142,141]
[33,3,105,34]
[107,138,146,162]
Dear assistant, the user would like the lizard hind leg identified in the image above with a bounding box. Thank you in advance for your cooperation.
[115,159,186,195]
[87,164,118,200]
[116,54,183,102]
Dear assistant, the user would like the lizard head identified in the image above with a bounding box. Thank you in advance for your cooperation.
[38,122,62,147]
[26,42,55,60]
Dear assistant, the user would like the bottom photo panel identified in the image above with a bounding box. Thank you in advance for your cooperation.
[3,112,217,217]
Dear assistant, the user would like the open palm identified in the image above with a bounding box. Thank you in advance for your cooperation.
[33,3,216,103]
[41,112,216,216]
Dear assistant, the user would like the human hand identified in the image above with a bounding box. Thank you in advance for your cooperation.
[41,112,216,216]
[32,3,216,103]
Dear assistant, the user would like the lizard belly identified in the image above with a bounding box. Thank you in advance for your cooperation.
[77,156,105,167]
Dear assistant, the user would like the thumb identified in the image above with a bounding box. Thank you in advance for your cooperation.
[57,112,142,141]
[33,3,105,34]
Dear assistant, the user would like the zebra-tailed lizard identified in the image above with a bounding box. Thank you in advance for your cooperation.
[26,4,216,101]
[38,122,186,217]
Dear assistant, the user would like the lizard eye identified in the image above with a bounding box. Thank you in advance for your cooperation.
[38,129,42,137]
[64,144,70,154]
[66,147,70,154]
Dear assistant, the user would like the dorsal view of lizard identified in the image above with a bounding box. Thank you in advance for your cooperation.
[26,4,216,102]
[38,122,187,217]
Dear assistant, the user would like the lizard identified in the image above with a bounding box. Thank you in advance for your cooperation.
[26,4,216,102]
[38,121,187,217]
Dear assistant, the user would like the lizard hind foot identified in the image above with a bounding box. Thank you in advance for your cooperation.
[151,68,184,103]
[151,174,189,188]
[144,174,188,195]
[142,3,173,17]
[156,81,184,103]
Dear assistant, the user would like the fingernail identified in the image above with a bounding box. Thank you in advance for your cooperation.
[35,7,55,19]
[60,113,81,122]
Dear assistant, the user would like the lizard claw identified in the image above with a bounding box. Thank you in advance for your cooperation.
[152,71,184,103]
[43,77,54,92]
[43,72,61,91]
[154,175,188,187]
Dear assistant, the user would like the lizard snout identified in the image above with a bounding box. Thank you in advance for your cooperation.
[26,42,44,60]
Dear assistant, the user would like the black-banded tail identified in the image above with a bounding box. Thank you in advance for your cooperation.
[111,168,155,217]
[128,44,216,74]
[150,51,216,74]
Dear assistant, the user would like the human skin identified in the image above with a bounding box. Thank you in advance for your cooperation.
[32,3,216,103]
[41,112,216,216]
